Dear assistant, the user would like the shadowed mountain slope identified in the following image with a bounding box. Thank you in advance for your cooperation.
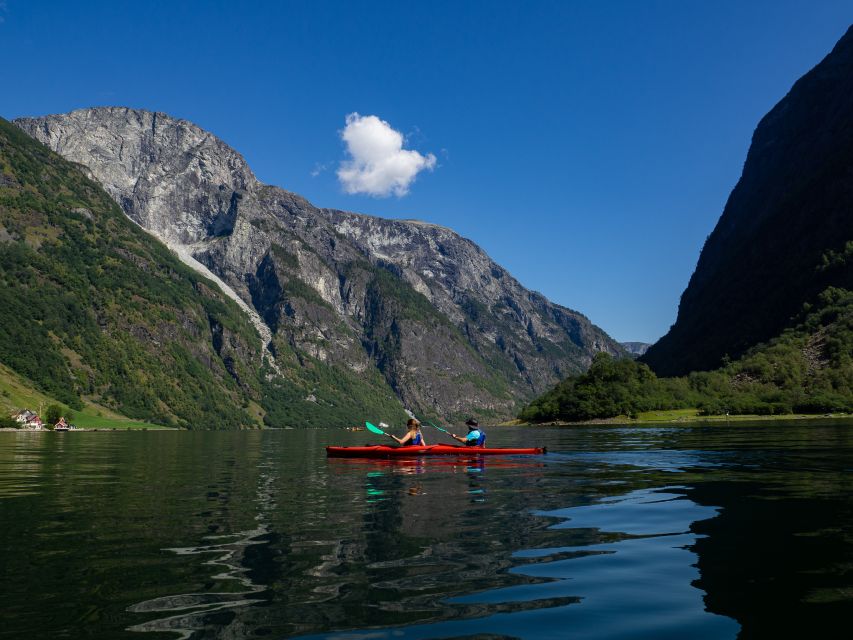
[642,25,853,376]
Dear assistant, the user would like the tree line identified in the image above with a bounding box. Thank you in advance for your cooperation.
[519,287,853,422]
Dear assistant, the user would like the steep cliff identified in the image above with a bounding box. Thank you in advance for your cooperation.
[17,107,623,420]
[642,25,853,376]
[0,116,264,428]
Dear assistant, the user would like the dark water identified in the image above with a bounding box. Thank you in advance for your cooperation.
[2,422,853,639]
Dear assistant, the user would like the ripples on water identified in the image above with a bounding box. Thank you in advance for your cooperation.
[127,462,278,639]
[1,422,852,639]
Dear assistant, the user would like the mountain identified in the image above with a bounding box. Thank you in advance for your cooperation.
[620,342,650,357]
[642,25,853,376]
[0,116,267,429]
[519,26,853,423]
[15,107,623,422]
[0,114,411,429]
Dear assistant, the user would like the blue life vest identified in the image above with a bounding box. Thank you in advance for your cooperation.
[412,432,423,446]
[465,429,486,446]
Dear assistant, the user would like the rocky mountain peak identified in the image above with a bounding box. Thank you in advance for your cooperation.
[16,107,624,421]
[16,107,257,245]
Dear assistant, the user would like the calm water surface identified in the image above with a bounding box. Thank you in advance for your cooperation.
[2,422,852,639]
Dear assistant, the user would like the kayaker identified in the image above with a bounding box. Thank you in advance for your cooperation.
[388,418,426,446]
[450,418,485,447]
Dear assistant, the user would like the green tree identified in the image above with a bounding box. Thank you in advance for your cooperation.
[521,286,853,422]
[45,404,63,426]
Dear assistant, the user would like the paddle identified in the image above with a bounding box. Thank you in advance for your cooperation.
[367,420,439,448]
[419,419,470,447]
[423,420,452,435]
[365,421,392,438]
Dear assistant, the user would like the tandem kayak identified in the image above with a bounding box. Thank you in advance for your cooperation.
[325,445,546,458]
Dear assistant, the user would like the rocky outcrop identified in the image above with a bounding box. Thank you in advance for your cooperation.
[621,342,650,357]
[642,26,853,376]
[16,107,623,420]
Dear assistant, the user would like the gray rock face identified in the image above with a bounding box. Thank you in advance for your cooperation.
[16,107,624,420]
[620,342,651,357]
[19,108,254,244]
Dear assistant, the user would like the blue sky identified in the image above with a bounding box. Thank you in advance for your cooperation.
[2,1,852,342]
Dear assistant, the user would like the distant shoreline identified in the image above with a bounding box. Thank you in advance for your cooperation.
[508,411,853,427]
[4,412,852,432]
[0,427,179,432]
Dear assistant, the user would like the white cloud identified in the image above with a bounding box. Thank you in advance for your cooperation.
[337,113,436,197]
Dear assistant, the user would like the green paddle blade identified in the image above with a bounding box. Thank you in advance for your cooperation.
[365,421,385,435]
[423,420,450,434]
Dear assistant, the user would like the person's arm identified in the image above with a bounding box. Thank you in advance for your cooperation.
[387,432,404,444]
[450,433,466,444]
[462,431,479,446]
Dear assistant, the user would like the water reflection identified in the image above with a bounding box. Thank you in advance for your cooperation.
[126,525,270,639]
[129,448,737,639]
[3,423,853,639]
[328,456,518,505]
[0,431,46,498]
[127,450,279,638]
[294,487,737,640]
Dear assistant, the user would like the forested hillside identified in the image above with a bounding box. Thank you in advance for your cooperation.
[0,117,410,428]
[0,117,265,428]
[520,287,853,422]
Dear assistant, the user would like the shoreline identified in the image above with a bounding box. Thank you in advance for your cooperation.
[506,411,852,427]
[0,426,179,432]
[5,412,852,432]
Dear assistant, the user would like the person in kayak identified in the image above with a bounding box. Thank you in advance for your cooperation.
[388,418,426,446]
[450,418,486,447]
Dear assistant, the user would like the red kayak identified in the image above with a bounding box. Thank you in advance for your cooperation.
[326,444,546,458]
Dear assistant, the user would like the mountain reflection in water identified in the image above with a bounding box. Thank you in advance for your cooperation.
[126,525,271,639]
[1,422,852,639]
[127,454,280,638]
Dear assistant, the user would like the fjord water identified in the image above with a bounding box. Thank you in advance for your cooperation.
[1,423,852,639]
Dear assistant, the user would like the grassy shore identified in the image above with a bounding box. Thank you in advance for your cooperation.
[0,364,168,430]
[504,407,851,426]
